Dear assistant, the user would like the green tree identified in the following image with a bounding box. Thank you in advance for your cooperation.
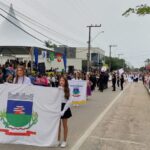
[45,40,58,49]
[122,4,150,16]
[105,56,127,71]
[139,66,145,72]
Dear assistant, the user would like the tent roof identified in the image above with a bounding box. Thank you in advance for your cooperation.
[0,4,52,51]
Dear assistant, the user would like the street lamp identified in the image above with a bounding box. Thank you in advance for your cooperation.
[91,31,104,42]
[90,31,104,71]
[109,45,117,72]
[87,25,101,72]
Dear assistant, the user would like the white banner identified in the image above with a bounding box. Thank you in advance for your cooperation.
[69,80,87,105]
[0,83,61,147]
[119,68,124,75]
[42,50,47,62]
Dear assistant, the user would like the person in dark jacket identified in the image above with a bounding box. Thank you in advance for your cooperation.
[120,74,124,90]
[98,72,104,92]
[103,72,109,89]
[112,73,116,91]
[90,73,97,91]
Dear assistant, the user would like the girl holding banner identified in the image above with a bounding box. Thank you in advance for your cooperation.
[13,66,31,84]
[58,76,72,148]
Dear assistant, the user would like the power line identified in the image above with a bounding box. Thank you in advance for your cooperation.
[0,6,65,45]
[0,13,45,44]
[0,1,86,46]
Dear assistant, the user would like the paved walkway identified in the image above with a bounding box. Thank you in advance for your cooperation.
[78,82,150,150]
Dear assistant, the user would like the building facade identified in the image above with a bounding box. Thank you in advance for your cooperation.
[0,46,105,72]
[51,46,105,72]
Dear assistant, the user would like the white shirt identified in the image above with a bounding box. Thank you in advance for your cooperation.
[71,78,82,81]
[13,76,31,85]
[52,77,56,82]
[59,86,72,113]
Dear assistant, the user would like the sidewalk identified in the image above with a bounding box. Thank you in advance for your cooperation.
[78,82,150,150]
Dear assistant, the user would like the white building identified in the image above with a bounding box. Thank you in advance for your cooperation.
[44,46,105,71]
[1,46,105,72]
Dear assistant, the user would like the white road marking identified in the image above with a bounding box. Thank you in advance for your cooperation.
[71,85,129,150]
[90,136,146,147]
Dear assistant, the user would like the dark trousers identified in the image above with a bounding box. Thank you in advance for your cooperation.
[117,80,120,87]
[52,82,56,87]
[121,82,123,90]
[99,83,104,92]
[112,83,116,91]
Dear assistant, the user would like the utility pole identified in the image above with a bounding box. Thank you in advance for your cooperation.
[87,24,101,72]
[109,45,117,72]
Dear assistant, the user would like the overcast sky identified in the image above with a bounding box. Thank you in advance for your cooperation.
[0,0,150,68]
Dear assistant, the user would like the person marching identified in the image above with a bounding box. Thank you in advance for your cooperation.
[117,74,120,87]
[112,73,116,91]
[13,65,31,84]
[98,72,104,92]
[86,74,92,97]
[120,74,125,90]
[58,76,72,148]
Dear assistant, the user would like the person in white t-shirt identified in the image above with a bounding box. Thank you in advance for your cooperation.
[13,65,31,85]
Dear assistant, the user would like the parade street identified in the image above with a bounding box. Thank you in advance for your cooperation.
[0,81,149,150]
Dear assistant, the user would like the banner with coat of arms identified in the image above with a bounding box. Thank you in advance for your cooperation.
[69,80,87,105]
[0,83,61,147]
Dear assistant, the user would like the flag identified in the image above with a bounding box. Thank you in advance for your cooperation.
[50,52,55,61]
[0,84,62,147]
[34,48,38,66]
[119,68,124,75]
[42,51,47,62]
[63,52,67,72]
[56,53,62,62]
[69,80,87,105]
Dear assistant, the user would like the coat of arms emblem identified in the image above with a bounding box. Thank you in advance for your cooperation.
[0,92,38,136]
[73,88,80,97]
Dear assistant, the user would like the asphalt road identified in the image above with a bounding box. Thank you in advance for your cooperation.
[79,82,150,150]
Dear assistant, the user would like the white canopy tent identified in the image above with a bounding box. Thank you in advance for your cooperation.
[0,4,52,53]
